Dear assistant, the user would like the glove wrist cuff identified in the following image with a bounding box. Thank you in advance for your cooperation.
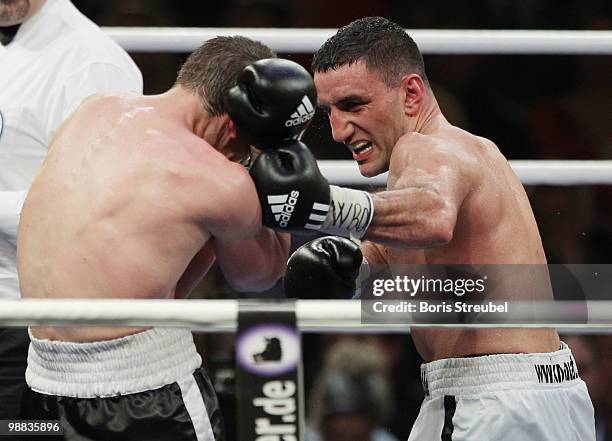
[320,186,374,239]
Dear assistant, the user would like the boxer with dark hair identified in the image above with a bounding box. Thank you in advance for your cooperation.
[251,17,596,441]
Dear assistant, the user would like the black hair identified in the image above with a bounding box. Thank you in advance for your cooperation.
[312,16,428,87]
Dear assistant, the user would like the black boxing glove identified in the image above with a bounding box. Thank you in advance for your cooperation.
[283,236,363,299]
[225,58,317,149]
[250,140,374,238]
[250,140,330,232]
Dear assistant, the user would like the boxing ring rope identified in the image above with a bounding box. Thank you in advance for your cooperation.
[103,28,612,54]
[321,160,612,186]
[0,299,611,333]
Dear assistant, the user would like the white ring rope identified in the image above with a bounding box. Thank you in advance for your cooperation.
[322,160,612,186]
[104,28,612,54]
[0,299,610,333]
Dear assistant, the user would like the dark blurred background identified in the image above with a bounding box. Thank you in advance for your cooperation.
[71,1,611,439]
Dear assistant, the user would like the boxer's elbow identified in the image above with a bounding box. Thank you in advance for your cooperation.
[227,264,285,292]
[226,250,287,292]
[253,250,288,291]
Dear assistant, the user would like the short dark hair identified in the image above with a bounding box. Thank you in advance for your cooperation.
[176,36,276,115]
[312,16,428,88]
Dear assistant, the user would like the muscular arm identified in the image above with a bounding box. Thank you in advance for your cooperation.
[204,160,290,292]
[212,229,290,292]
[363,139,474,249]
[249,134,475,251]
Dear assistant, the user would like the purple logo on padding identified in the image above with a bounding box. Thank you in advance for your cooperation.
[237,324,300,377]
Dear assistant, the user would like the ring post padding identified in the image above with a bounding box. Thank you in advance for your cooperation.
[236,300,304,441]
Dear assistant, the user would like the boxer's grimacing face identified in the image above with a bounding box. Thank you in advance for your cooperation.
[314,59,407,178]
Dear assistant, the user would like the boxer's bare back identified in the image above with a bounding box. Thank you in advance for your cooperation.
[18,88,283,342]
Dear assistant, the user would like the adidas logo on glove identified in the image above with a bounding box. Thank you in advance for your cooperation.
[285,95,315,127]
[267,191,330,230]
[268,191,300,227]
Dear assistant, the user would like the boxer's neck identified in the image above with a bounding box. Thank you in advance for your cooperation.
[410,90,445,135]
[162,86,247,162]
[162,86,209,135]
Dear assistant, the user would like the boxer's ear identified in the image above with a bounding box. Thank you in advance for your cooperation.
[224,114,239,140]
[400,73,426,117]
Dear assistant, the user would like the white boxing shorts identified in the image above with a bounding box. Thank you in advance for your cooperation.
[22,328,224,441]
[408,342,595,441]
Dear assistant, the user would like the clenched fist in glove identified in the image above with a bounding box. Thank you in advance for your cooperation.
[250,140,374,238]
[225,58,317,149]
[283,236,364,299]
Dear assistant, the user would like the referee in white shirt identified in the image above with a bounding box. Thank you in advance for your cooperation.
[0,0,142,426]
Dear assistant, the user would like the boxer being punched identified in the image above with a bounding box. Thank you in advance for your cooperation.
[16,36,315,440]
[250,18,596,441]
